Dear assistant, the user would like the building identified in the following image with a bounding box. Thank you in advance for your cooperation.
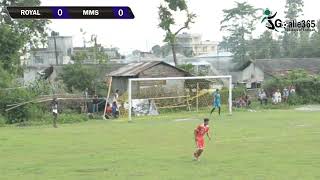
[232,58,320,88]
[107,61,192,96]
[176,33,218,56]
[28,34,73,66]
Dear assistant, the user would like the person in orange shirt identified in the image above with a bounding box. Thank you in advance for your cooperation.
[193,118,211,161]
[105,103,112,119]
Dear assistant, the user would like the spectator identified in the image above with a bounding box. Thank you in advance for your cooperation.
[92,95,99,113]
[276,89,282,103]
[113,89,120,103]
[258,89,263,104]
[289,86,296,95]
[105,103,112,119]
[112,101,119,118]
[272,91,277,104]
[283,87,289,102]
[261,90,268,105]
[51,97,58,128]
[273,89,282,104]
[244,95,251,107]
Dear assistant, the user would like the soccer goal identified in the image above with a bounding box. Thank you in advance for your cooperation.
[128,76,232,121]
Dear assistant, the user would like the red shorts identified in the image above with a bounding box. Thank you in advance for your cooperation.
[196,138,205,149]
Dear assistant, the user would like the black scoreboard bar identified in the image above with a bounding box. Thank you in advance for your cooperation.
[6,6,135,19]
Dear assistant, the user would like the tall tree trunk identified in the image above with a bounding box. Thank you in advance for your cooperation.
[171,43,178,66]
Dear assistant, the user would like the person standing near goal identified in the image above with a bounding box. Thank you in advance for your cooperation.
[193,118,211,161]
[210,89,221,115]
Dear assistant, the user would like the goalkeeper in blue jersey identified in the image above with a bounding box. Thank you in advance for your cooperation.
[210,89,221,115]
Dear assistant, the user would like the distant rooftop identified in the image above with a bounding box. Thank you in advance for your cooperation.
[196,51,233,58]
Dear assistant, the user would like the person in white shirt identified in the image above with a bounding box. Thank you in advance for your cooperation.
[275,89,282,103]
[51,97,58,128]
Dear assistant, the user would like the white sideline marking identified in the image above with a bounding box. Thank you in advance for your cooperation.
[214,132,320,144]
[174,118,197,122]
[295,105,320,112]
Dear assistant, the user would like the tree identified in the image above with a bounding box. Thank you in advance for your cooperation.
[89,35,108,64]
[282,0,304,57]
[158,0,196,66]
[0,0,49,73]
[310,20,320,57]
[296,31,311,58]
[220,2,260,67]
[72,51,88,64]
[0,65,13,88]
[59,64,97,93]
[152,45,162,57]
[249,31,281,59]
[178,63,194,74]
[132,50,141,56]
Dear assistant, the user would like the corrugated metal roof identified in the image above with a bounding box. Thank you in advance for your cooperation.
[254,58,320,75]
[107,61,191,77]
[107,61,162,77]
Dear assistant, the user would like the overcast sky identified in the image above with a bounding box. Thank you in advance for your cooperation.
[41,0,319,54]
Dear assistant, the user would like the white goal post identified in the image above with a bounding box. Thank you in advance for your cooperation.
[128,75,232,122]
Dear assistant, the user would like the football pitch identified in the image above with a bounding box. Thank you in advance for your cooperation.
[1,110,320,180]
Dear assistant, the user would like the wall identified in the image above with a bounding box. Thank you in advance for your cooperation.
[241,63,265,88]
[48,36,73,56]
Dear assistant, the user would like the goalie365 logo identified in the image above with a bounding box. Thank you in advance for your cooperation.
[261,8,316,32]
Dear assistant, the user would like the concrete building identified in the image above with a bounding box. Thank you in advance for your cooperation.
[232,58,320,88]
[28,34,73,66]
[176,33,218,56]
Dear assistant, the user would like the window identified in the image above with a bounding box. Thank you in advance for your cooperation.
[34,56,43,64]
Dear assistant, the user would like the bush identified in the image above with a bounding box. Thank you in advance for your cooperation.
[221,86,247,104]
[0,115,5,127]
[57,114,88,124]
[0,88,35,124]
[263,70,320,105]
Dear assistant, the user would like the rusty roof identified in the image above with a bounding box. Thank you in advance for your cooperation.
[254,58,320,75]
[107,61,190,77]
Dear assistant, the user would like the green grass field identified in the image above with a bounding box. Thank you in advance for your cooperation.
[1,109,320,180]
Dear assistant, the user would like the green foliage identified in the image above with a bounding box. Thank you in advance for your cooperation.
[152,45,162,57]
[0,66,13,88]
[263,70,320,105]
[72,51,88,64]
[0,0,50,73]
[221,86,247,103]
[0,115,5,127]
[0,88,35,124]
[158,0,196,65]
[59,64,97,93]
[220,2,260,66]
[57,114,88,124]
[282,0,304,58]
[309,21,320,57]
[178,63,194,73]
[285,0,304,20]
[249,31,281,59]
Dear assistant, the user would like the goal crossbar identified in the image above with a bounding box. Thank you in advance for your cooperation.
[128,75,233,122]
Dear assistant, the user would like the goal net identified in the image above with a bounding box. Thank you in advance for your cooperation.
[127,76,232,121]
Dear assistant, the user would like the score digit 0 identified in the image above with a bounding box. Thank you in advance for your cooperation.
[57,9,63,16]
[118,9,123,17]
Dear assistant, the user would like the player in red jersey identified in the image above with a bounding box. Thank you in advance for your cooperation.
[193,118,211,161]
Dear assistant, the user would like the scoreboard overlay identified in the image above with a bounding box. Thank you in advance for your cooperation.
[6,6,135,19]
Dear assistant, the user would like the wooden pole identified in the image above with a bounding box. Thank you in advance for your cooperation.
[103,76,112,118]
[196,83,199,112]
